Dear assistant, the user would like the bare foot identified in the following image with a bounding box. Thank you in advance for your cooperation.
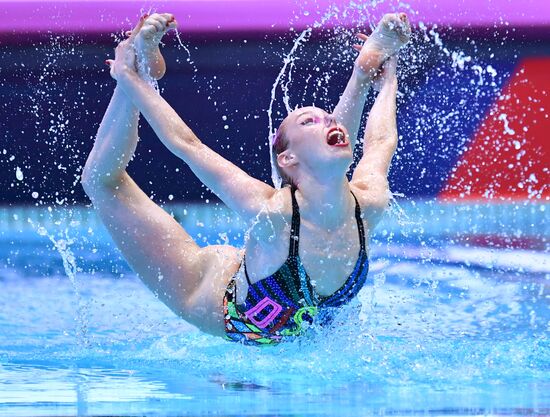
[354,13,411,80]
[133,13,177,80]
[368,13,410,56]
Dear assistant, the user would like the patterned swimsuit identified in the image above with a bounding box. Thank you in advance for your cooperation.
[223,185,369,345]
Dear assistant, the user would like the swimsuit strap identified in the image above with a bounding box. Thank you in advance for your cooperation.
[243,255,253,286]
[245,186,365,285]
[244,185,301,285]
[290,186,366,255]
[288,185,301,257]
[350,190,366,250]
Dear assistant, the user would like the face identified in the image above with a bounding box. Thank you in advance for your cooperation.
[278,106,353,176]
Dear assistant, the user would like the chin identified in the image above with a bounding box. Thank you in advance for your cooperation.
[329,147,353,162]
[319,151,353,173]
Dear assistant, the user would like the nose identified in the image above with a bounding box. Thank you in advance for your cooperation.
[324,115,337,128]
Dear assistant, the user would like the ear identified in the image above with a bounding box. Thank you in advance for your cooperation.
[277,149,297,169]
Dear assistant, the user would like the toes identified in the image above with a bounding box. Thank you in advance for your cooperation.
[137,12,176,43]
[147,18,165,32]
[140,26,157,40]
[161,13,174,22]
[167,18,178,30]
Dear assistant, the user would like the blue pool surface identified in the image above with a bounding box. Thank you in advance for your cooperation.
[0,202,548,416]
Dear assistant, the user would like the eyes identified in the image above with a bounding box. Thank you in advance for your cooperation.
[300,116,322,126]
[299,114,335,127]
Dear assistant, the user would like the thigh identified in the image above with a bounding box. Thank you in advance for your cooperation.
[182,245,244,336]
[91,177,206,316]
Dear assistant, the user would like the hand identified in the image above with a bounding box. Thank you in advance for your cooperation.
[105,15,146,80]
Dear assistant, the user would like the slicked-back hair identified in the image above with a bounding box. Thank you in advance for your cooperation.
[271,120,296,187]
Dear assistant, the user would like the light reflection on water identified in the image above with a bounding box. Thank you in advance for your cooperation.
[0,217,548,415]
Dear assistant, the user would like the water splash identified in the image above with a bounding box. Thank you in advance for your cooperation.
[173,28,198,78]
[27,217,90,348]
[267,28,312,189]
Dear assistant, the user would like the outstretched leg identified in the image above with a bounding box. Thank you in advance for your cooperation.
[82,52,238,336]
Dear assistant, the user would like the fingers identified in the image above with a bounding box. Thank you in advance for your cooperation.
[140,25,159,40]
[167,18,178,29]
[353,33,368,52]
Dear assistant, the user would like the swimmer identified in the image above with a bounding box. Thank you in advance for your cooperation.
[82,12,410,345]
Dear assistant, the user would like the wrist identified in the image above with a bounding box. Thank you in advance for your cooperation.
[116,67,140,86]
[351,67,373,89]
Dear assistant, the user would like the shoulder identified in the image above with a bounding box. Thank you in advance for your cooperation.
[349,180,391,228]
[350,178,390,208]
[247,186,293,242]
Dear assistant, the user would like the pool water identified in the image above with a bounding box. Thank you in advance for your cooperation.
[0,202,548,416]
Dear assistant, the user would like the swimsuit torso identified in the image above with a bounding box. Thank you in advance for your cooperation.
[224,185,369,345]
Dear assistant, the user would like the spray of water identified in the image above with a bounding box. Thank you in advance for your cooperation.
[27,217,90,348]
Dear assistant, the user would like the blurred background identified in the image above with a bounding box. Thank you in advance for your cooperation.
[0,0,548,237]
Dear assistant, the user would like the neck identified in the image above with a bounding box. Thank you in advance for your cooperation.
[294,173,353,230]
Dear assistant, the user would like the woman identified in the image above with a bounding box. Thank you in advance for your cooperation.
[81,12,411,345]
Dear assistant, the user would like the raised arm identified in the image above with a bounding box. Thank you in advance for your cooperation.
[331,52,373,149]
[351,57,398,223]
[335,13,410,156]
[110,40,275,224]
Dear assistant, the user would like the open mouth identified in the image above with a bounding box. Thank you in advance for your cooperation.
[326,127,349,147]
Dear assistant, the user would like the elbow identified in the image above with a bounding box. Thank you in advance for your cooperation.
[171,129,202,154]
[366,132,397,145]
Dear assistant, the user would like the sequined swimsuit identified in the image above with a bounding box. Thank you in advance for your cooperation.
[223,185,369,345]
